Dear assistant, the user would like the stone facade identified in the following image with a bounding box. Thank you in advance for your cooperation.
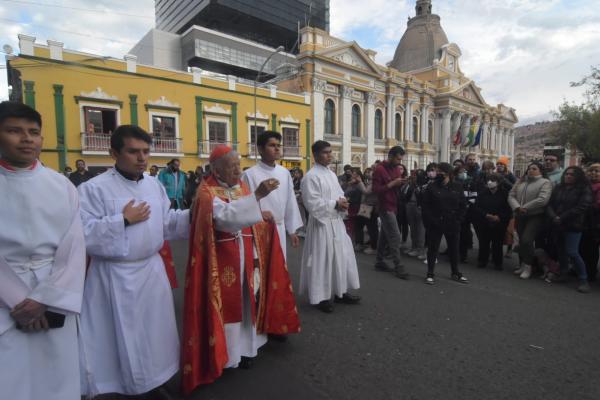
[280,0,518,172]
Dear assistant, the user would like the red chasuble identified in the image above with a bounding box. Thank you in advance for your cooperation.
[159,241,178,289]
[181,175,300,395]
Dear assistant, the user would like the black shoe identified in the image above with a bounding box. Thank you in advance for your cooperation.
[374,262,393,272]
[394,267,409,280]
[268,334,288,342]
[316,300,334,313]
[334,293,361,304]
[144,386,177,400]
[239,356,254,369]
[451,273,469,284]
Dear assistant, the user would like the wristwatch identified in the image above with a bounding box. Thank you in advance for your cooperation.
[124,217,131,227]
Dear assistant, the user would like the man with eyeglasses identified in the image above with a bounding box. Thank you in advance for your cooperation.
[544,154,563,185]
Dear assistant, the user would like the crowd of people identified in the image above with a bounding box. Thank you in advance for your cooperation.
[292,148,598,293]
[2,99,599,400]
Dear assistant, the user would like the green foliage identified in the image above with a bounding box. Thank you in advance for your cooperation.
[553,66,600,163]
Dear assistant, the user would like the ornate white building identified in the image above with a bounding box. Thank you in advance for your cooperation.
[281,0,517,171]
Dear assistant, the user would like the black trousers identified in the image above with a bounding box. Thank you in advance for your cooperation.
[396,204,409,243]
[476,223,508,268]
[580,230,600,281]
[427,226,460,276]
[459,212,474,260]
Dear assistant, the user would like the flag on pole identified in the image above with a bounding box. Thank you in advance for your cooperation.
[464,117,478,146]
[452,120,462,145]
[471,123,484,147]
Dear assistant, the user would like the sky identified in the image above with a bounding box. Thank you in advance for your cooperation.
[1,0,599,125]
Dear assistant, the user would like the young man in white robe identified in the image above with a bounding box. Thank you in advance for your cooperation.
[242,130,303,259]
[242,131,303,341]
[300,140,361,313]
[0,101,86,400]
[77,125,190,399]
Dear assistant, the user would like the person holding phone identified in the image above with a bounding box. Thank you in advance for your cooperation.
[372,146,409,279]
[0,101,86,400]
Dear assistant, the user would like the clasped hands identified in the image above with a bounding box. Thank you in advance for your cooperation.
[10,298,48,332]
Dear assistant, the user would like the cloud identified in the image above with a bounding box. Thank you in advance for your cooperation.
[1,0,599,125]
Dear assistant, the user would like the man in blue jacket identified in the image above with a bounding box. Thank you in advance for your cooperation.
[158,158,187,209]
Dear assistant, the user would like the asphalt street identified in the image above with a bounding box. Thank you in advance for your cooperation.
[168,239,600,400]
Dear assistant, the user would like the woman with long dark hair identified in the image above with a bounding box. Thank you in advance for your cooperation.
[547,166,592,293]
[396,163,410,249]
[421,162,468,285]
[508,161,552,279]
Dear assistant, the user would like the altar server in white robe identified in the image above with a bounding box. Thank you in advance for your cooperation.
[300,140,361,313]
[242,130,303,258]
[0,101,86,400]
[78,125,190,398]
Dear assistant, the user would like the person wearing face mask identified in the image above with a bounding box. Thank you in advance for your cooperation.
[508,162,552,279]
[421,163,469,285]
[473,174,512,270]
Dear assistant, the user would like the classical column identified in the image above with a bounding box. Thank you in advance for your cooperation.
[340,85,353,165]
[440,110,452,162]
[461,115,472,156]
[490,122,497,155]
[404,100,413,142]
[311,78,327,141]
[420,105,429,143]
[366,92,376,165]
[386,95,395,139]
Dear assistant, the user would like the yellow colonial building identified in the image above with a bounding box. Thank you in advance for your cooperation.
[7,35,312,173]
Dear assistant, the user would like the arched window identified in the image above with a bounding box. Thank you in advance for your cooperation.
[412,116,419,142]
[428,120,434,144]
[374,109,383,139]
[351,104,361,137]
[395,113,402,141]
[324,99,335,134]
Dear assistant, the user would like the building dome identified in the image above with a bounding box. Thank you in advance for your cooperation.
[390,1,449,72]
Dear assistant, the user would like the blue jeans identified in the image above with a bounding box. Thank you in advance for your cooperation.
[558,232,588,281]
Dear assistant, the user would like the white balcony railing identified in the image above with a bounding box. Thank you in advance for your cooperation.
[81,133,110,152]
[198,140,237,156]
[82,133,182,154]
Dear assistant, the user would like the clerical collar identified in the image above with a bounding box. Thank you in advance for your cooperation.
[0,159,38,172]
[114,165,144,181]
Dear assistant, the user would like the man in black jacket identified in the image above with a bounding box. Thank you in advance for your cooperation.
[68,159,94,187]
[421,162,468,285]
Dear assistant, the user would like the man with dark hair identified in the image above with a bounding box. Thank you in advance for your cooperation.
[0,101,86,400]
[544,152,563,185]
[300,141,360,313]
[372,146,409,278]
[149,164,159,177]
[77,125,190,398]
[69,159,94,187]
[243,130,303,257]
[338,163,353,190]
[159,157,187,209]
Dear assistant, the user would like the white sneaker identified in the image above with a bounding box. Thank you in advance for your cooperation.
[407,250,420,257]
[363,247,376,255]
[513,266,524,275]
[519,264,532,279]
[423,258,438,264]
[417,251,427,260]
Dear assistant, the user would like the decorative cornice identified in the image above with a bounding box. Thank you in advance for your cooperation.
[312,78,327,93]
[204,104,231,115]
[147,96,179,108]
[80,87,118,101]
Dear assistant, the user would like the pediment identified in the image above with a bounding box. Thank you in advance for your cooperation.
[317,42,382,75]
[498,105,519,123]
[450,81,487,107]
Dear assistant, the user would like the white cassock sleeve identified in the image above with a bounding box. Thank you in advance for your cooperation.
[159,182,190,240]
[27,183,86,314]
[284,172,303,235]
[213,194,263,233]
[301,174,338,224]
[78,182,129,258]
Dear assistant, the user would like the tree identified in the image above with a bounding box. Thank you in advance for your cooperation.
[552,66,600,163]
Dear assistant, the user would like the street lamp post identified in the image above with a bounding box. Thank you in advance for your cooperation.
[253,45,285,162]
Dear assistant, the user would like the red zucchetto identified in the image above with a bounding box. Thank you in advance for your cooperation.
[209,144,233,162]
